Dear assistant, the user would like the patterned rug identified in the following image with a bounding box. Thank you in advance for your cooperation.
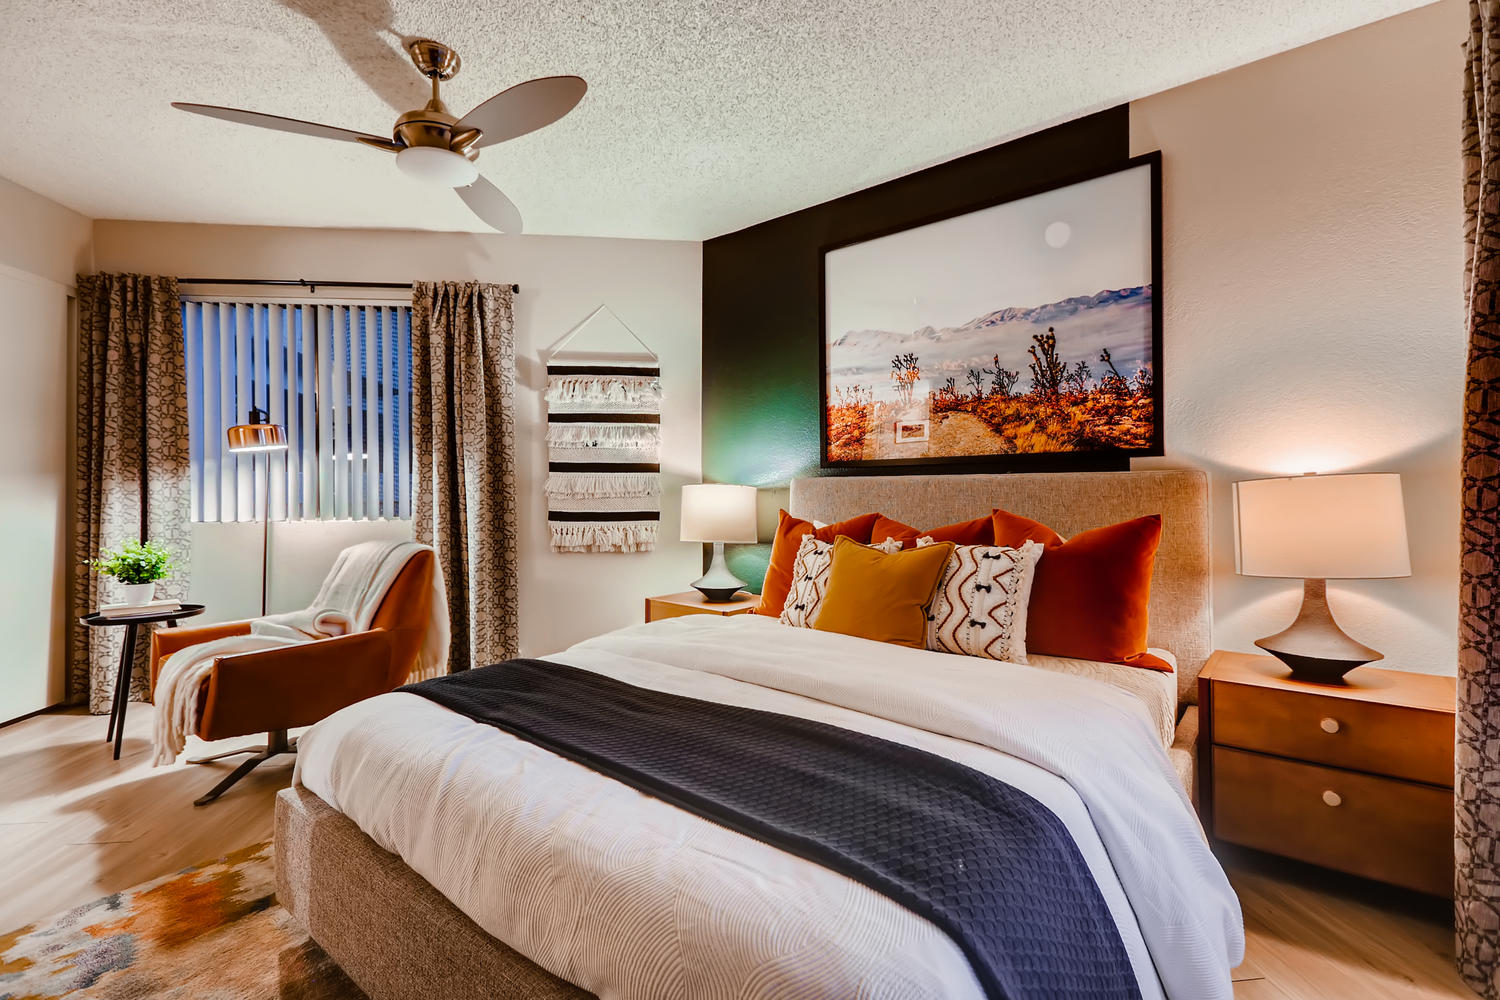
[0,842,365,1000]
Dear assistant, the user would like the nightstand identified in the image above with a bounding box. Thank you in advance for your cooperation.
[645,591,762,623]
[1197,649,1456,896]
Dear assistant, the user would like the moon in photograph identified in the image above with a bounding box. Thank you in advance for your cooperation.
[1044,221,1072,248]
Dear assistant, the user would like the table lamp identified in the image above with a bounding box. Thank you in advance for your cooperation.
[227,405,289,616]
[1233,472,1410,683]
[681,484,758,602]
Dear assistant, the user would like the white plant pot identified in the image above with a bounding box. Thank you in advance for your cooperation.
[118,582,154,606]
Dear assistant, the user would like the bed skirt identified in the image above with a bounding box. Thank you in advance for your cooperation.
[274,785,593,1000]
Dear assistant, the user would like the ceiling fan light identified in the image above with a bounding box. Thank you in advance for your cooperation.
[396,145,478,187]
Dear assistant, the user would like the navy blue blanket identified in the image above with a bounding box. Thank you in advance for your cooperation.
[402,659,1139,1000]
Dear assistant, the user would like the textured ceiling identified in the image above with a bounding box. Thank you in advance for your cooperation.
[2,0,1431,240]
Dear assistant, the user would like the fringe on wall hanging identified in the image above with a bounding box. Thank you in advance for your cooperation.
[545,307,661,553]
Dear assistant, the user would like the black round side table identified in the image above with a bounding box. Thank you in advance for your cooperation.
[79,603,205,760]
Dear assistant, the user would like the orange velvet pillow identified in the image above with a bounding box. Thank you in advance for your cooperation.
[756,510,880,618]
[813,537,955,648]
[870,513,995,550]
[991,509,1169,672]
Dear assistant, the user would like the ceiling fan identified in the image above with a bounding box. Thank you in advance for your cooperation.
[172,38,587,234]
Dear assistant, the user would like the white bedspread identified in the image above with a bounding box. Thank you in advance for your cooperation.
[297,615,1241,1000]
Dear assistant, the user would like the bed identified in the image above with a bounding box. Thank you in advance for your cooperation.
[276,469,1236,1000]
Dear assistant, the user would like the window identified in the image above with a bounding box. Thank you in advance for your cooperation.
[182,300,413,522]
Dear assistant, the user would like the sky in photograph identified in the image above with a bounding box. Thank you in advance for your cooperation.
[824,164,1153,338]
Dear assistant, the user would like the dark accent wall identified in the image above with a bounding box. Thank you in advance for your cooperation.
[702,107,1132,589]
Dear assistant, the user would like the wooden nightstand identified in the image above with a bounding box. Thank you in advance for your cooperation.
[645,591,762,623]
[1197,649,1456,897]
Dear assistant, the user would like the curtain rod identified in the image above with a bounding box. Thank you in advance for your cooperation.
[176,278,519,294]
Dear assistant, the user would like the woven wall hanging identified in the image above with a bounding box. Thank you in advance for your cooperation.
[544,307,661,553]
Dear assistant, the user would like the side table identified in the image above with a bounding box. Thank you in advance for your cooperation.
[79,603,206,760]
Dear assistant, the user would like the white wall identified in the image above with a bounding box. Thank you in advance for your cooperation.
[91,221,701,658]
[1131,0,1466,674]
[0,176,92,721]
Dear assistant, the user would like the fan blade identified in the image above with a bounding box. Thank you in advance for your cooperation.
[456,175,524,234]
[454,76,587,148]
[171,103,390,145]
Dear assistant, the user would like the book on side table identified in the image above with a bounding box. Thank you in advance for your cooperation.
[99,598,182,619]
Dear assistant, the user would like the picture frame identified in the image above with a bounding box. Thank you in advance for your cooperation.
[893,419,930,444]
[819,152,1163,471]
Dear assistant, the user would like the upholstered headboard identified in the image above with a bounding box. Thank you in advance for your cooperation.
[789,470,1211,706]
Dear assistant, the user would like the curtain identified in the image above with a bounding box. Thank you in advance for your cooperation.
[1461,5,1500,997]
[410,281,519,673]
[71,274,192,713]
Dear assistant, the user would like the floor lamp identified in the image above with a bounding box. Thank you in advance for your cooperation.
[187,404,291,806]
[226,405,288,617]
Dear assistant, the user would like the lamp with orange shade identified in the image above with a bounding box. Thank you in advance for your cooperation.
[226,407,288,452]
[226,406,289,616]
[1233,472,1411,683]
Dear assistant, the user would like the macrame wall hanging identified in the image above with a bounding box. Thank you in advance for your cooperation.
[545,306,661,553]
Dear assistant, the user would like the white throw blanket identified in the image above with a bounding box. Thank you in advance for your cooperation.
[152,540,448,766]
[299,614,1242,1000]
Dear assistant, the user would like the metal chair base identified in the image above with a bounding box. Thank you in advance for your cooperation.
[190,729,296,806]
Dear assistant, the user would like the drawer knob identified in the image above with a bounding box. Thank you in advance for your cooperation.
[1322,789,1343,807]
[1319,717,1341,734]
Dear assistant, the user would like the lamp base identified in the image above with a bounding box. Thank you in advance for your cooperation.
[1254,578,1382,684]
[692,542,746,604]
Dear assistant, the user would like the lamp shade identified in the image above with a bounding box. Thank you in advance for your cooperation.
[1233,473,1410,580]
[680,484,757,543]
[226,421,288,453]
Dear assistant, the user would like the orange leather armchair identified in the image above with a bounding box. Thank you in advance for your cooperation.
[150,549,436,806]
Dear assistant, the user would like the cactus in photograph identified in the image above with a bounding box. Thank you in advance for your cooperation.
[1063,360,1094,395]
[889,352,921,408]
[1028,328,1067,396]
[984,354,1020,397]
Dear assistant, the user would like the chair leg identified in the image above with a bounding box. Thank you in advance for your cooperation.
[186,744,266,765]
[193,729,297,807]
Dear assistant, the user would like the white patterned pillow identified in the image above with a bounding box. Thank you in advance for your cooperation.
[779,535,834,628]
[918,537,1044,663]
[780,535,903,628]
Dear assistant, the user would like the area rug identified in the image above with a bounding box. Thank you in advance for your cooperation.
[0,841,365,1000]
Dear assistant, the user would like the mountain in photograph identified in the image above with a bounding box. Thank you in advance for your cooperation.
[828,286,1152,398]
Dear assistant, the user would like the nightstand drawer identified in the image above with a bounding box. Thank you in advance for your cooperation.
[1212,681,1453,785]
[1212,747,1453,896]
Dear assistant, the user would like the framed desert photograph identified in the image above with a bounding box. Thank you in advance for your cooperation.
[820,153,1162,470]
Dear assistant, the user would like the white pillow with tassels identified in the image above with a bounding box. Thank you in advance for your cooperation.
[780,534,903,629]
[917,536,1045,663]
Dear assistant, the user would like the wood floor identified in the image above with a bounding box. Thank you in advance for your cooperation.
[0,704,1482,999]
[0,704,289,933]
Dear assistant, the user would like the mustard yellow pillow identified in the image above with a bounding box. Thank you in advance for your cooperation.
[813,536,955,648]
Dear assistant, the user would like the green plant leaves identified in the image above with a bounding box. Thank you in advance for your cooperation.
[90,540,173,585]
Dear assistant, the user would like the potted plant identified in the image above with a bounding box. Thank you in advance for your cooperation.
[90,540,174,606]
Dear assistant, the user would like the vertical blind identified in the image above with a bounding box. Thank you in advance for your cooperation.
[182,300,413,522]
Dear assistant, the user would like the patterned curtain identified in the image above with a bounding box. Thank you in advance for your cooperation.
[1461,5,1500,996]
[71,274,192,713]
[410,281,519,672]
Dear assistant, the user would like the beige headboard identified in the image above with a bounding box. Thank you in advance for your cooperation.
[789,469,1211,706]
